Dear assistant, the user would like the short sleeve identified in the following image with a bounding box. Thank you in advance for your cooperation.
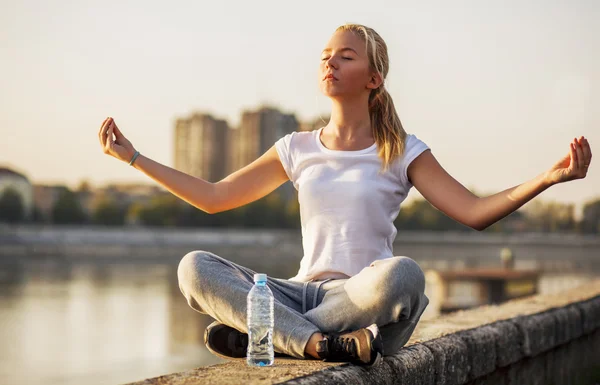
[400,134,430,188]
[275,132,295,182]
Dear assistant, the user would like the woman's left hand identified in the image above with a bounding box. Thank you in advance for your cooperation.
[545,136,592,185]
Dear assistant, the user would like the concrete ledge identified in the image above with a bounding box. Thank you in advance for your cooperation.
[489,320,522,367]
[552,304,582,345]
[578,296,600,333]
[283,344,435,385]
[457,326,497,380]
[423,334,469,385]
[513,310,557,356]
[126,280,600,385]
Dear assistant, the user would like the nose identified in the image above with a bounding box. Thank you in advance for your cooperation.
[325,56,338,70]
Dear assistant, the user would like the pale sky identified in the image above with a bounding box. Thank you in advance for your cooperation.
[1,0,598,213]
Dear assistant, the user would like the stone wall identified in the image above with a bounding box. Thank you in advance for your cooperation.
[127,280,600,385]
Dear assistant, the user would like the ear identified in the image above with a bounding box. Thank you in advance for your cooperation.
[366,71,384,90]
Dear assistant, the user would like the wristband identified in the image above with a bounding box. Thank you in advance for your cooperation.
[129,151,140,166]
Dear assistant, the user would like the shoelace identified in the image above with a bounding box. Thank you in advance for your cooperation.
[328,335,358,359]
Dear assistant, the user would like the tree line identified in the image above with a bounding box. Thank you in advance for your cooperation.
[0,186,599,233]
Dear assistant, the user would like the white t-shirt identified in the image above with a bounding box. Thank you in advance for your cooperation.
[275,126,430,282]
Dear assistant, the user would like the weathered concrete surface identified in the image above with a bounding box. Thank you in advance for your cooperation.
[283,344,435,385]
[513,311,557,357]
[579,296,600,334]
[126,359,342,385]
[457,325,497,380]
[125,280,600,385]
[489,320,522,368]
[552,304,582,345]
[423,335,469,385]
[472,330,600,385]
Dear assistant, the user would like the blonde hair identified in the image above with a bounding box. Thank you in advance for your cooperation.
[335,23,408,173]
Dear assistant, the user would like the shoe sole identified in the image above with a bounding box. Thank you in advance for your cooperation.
[365,323,384,367]
[204,323,247,361]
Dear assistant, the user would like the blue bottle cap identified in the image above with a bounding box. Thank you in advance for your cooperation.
[254,273,267,283]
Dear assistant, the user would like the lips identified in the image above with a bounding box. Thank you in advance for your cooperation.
[324,73,337,80]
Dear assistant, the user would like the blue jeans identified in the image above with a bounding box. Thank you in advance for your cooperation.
[177,251,429,359]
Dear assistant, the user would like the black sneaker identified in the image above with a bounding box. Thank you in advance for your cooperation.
[316,323,384,367]
[204,321,291,360]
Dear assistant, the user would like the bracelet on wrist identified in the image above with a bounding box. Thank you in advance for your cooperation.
[129,151,140,166]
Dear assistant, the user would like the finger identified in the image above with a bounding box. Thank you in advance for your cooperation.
[109,124,115,144]
[98,117,110,145]
[570,142,578,170]
[575,138,585,169]
[112,121,124,139]
[101,117,113,147]
[105,125,114,153]
[98,116,109,135]
[100,119,109,148]
[581,137,592,166]
[104,117,113,134]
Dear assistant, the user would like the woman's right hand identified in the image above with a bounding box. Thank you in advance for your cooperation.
[98,116,137,164]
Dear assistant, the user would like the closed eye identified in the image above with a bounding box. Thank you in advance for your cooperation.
[321,57,353,61]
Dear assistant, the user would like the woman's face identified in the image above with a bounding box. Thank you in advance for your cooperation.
[319,30,377,99]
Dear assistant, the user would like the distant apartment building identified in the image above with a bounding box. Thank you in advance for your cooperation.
[229,106,299,203]
[0,167,33,220]
[231,106,299,173]
[174,113,229,182]
[172,107,328,207]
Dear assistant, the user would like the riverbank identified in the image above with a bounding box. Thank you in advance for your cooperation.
[2,225,599,272]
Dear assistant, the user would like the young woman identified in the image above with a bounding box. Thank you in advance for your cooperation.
[98,24,592,367]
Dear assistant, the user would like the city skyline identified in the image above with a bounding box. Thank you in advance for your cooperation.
[1,0,598,214]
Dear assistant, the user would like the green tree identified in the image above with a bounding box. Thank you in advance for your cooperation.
[126,202,145,225]
[92,197,128,226]
[581,198,600,234]
[523,200,576,232]
[136,194,184,227]
[32,205,47,223]
[0,187,25,223]
[178,203,216,227]
[484,209,526,233]
[52,187,87,224]
[235,193,288,228]
[284,196,301,229]
[395,199,472,232]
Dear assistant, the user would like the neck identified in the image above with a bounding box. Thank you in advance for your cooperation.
[326,95,372,141]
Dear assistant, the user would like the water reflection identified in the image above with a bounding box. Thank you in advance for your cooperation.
[0,259,225,385]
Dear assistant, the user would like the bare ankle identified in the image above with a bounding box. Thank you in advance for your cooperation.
[304,332,324,359]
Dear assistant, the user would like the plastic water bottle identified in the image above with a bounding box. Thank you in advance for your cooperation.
[246,273,274,367]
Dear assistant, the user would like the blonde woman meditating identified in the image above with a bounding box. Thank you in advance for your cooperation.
[98,24,592,367]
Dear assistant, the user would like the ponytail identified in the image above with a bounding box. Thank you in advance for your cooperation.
[369,86,407,174]
[336,23,408,174]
